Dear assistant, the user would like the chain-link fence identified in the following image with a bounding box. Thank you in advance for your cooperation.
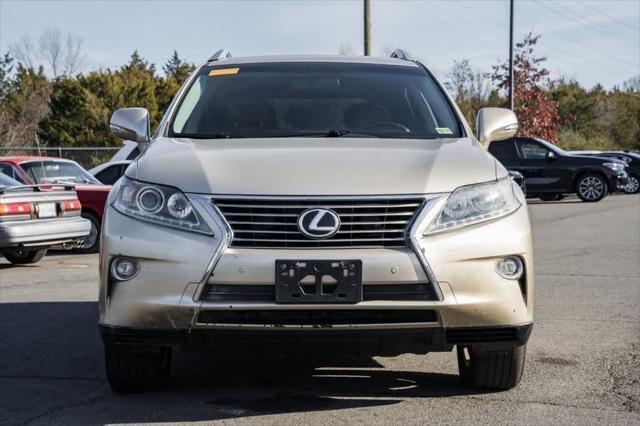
[0,147,120,169]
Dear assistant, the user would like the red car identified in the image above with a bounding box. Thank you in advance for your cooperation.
[0,156,111,252]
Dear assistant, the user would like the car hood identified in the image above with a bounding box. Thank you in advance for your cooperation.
[131,137,499,195]
[567,153,626,165]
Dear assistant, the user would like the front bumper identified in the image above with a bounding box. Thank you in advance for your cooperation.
[99,190,534,352]
[608,170,629,191]
[99,322,533,355]
[0,216,91,248]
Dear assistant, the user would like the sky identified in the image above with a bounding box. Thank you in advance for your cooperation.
[0,0,638,89]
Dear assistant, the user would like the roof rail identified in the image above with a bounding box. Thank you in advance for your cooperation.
[390,49,411,60]
[208,49,232,62]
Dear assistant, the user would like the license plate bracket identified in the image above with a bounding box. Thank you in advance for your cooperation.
[37,203,57,218]
[275,259,362,304]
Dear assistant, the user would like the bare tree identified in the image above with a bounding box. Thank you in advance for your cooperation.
[445,59,491,102]
[623,75,640,92]
[9,36,37,69]
[39,29,62,76]
[8,29,87,77]
[338,42,355,56]
[63,33,87,76]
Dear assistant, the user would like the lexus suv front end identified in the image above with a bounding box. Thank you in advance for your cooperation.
[99,52,533,392]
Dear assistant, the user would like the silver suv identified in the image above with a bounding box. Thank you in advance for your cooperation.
[100,50,533,392]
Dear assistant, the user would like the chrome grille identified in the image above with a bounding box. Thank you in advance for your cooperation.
[212,196,425,248]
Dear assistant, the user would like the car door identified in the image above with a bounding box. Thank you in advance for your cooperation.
[514,139,567,193]
[488,139,520,169]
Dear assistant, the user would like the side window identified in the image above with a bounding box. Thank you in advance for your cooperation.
[488,140,518,161]
[516,140,548,160]
[0,164,26,183]
[94,165,121,185]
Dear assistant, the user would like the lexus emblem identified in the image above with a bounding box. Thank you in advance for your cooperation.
[297,208,341,239]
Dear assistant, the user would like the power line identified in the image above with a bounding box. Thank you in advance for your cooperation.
[587,3,640,33]
[534,0,638,70]
[553,0,636,43]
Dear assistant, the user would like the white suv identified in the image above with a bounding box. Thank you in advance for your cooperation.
[100,50,533,392]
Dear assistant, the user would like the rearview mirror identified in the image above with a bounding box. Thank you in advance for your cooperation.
[546,151,556,161]
[476,107,519,147]
[110,108,151,152]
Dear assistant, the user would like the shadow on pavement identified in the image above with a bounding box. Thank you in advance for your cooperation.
[0,302,482,423]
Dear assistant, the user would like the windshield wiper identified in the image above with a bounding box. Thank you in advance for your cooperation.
[172,130,380,139]
[265,130,379,138]
[173,132,232,139]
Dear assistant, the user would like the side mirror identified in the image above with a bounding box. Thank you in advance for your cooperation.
[476,107,519,147]
[546,151,556,161]
[110,108,151,152]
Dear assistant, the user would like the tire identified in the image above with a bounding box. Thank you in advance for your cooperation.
[3,248,47,264]
[76,212,100,253]
[457,344,526,390]
[576,174,608,202]
[539,194,564,202]
[104,342,171,393]
[623,175,639,194]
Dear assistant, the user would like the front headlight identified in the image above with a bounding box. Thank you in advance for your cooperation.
[113,177,213,235]
[603,162,625,172]
[425,177,521,234]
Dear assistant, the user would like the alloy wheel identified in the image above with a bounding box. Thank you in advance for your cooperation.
[578,176,605,201]
[624,176,639,194]
[82,221,98,249]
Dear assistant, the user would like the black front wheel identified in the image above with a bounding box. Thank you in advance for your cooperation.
[3,248,48,264]
[457,345,526,390]
[576,174,608,202]
[104,342,171,393]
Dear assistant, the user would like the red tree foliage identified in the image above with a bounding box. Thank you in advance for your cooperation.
[492,33,565,143]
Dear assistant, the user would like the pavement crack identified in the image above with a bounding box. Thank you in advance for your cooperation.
[15,392,106,425]
[600,343,640,413]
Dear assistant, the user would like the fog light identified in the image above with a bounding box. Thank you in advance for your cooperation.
[496,256,523,280]
[111,257,140,281]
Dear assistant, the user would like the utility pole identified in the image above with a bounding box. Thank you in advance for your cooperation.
[364,0,371,56]
[508,0,514,110]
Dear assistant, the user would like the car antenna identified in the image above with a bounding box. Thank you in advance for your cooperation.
[35,132,47,182]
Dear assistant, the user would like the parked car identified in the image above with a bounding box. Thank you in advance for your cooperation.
[109,140,140,162]
[508,170,526,195]
[89,140,140,185]
[90,160,132,185]
[568,151,640,194]
[99,51,533,392]
[0,173,91,264]
[488,137,628,202]
[0,157,111,252]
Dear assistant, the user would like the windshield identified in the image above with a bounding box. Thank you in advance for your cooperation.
[535,138,565,154]
[169,62,462,140]
[20,160,100,185]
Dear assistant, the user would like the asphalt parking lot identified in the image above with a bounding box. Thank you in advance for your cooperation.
[1,195,639,425]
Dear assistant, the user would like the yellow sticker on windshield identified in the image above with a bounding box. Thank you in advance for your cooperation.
[209,67,240,77]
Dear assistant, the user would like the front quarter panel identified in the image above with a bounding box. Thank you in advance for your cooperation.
[98,189,224,329]
[419,189,533,328]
